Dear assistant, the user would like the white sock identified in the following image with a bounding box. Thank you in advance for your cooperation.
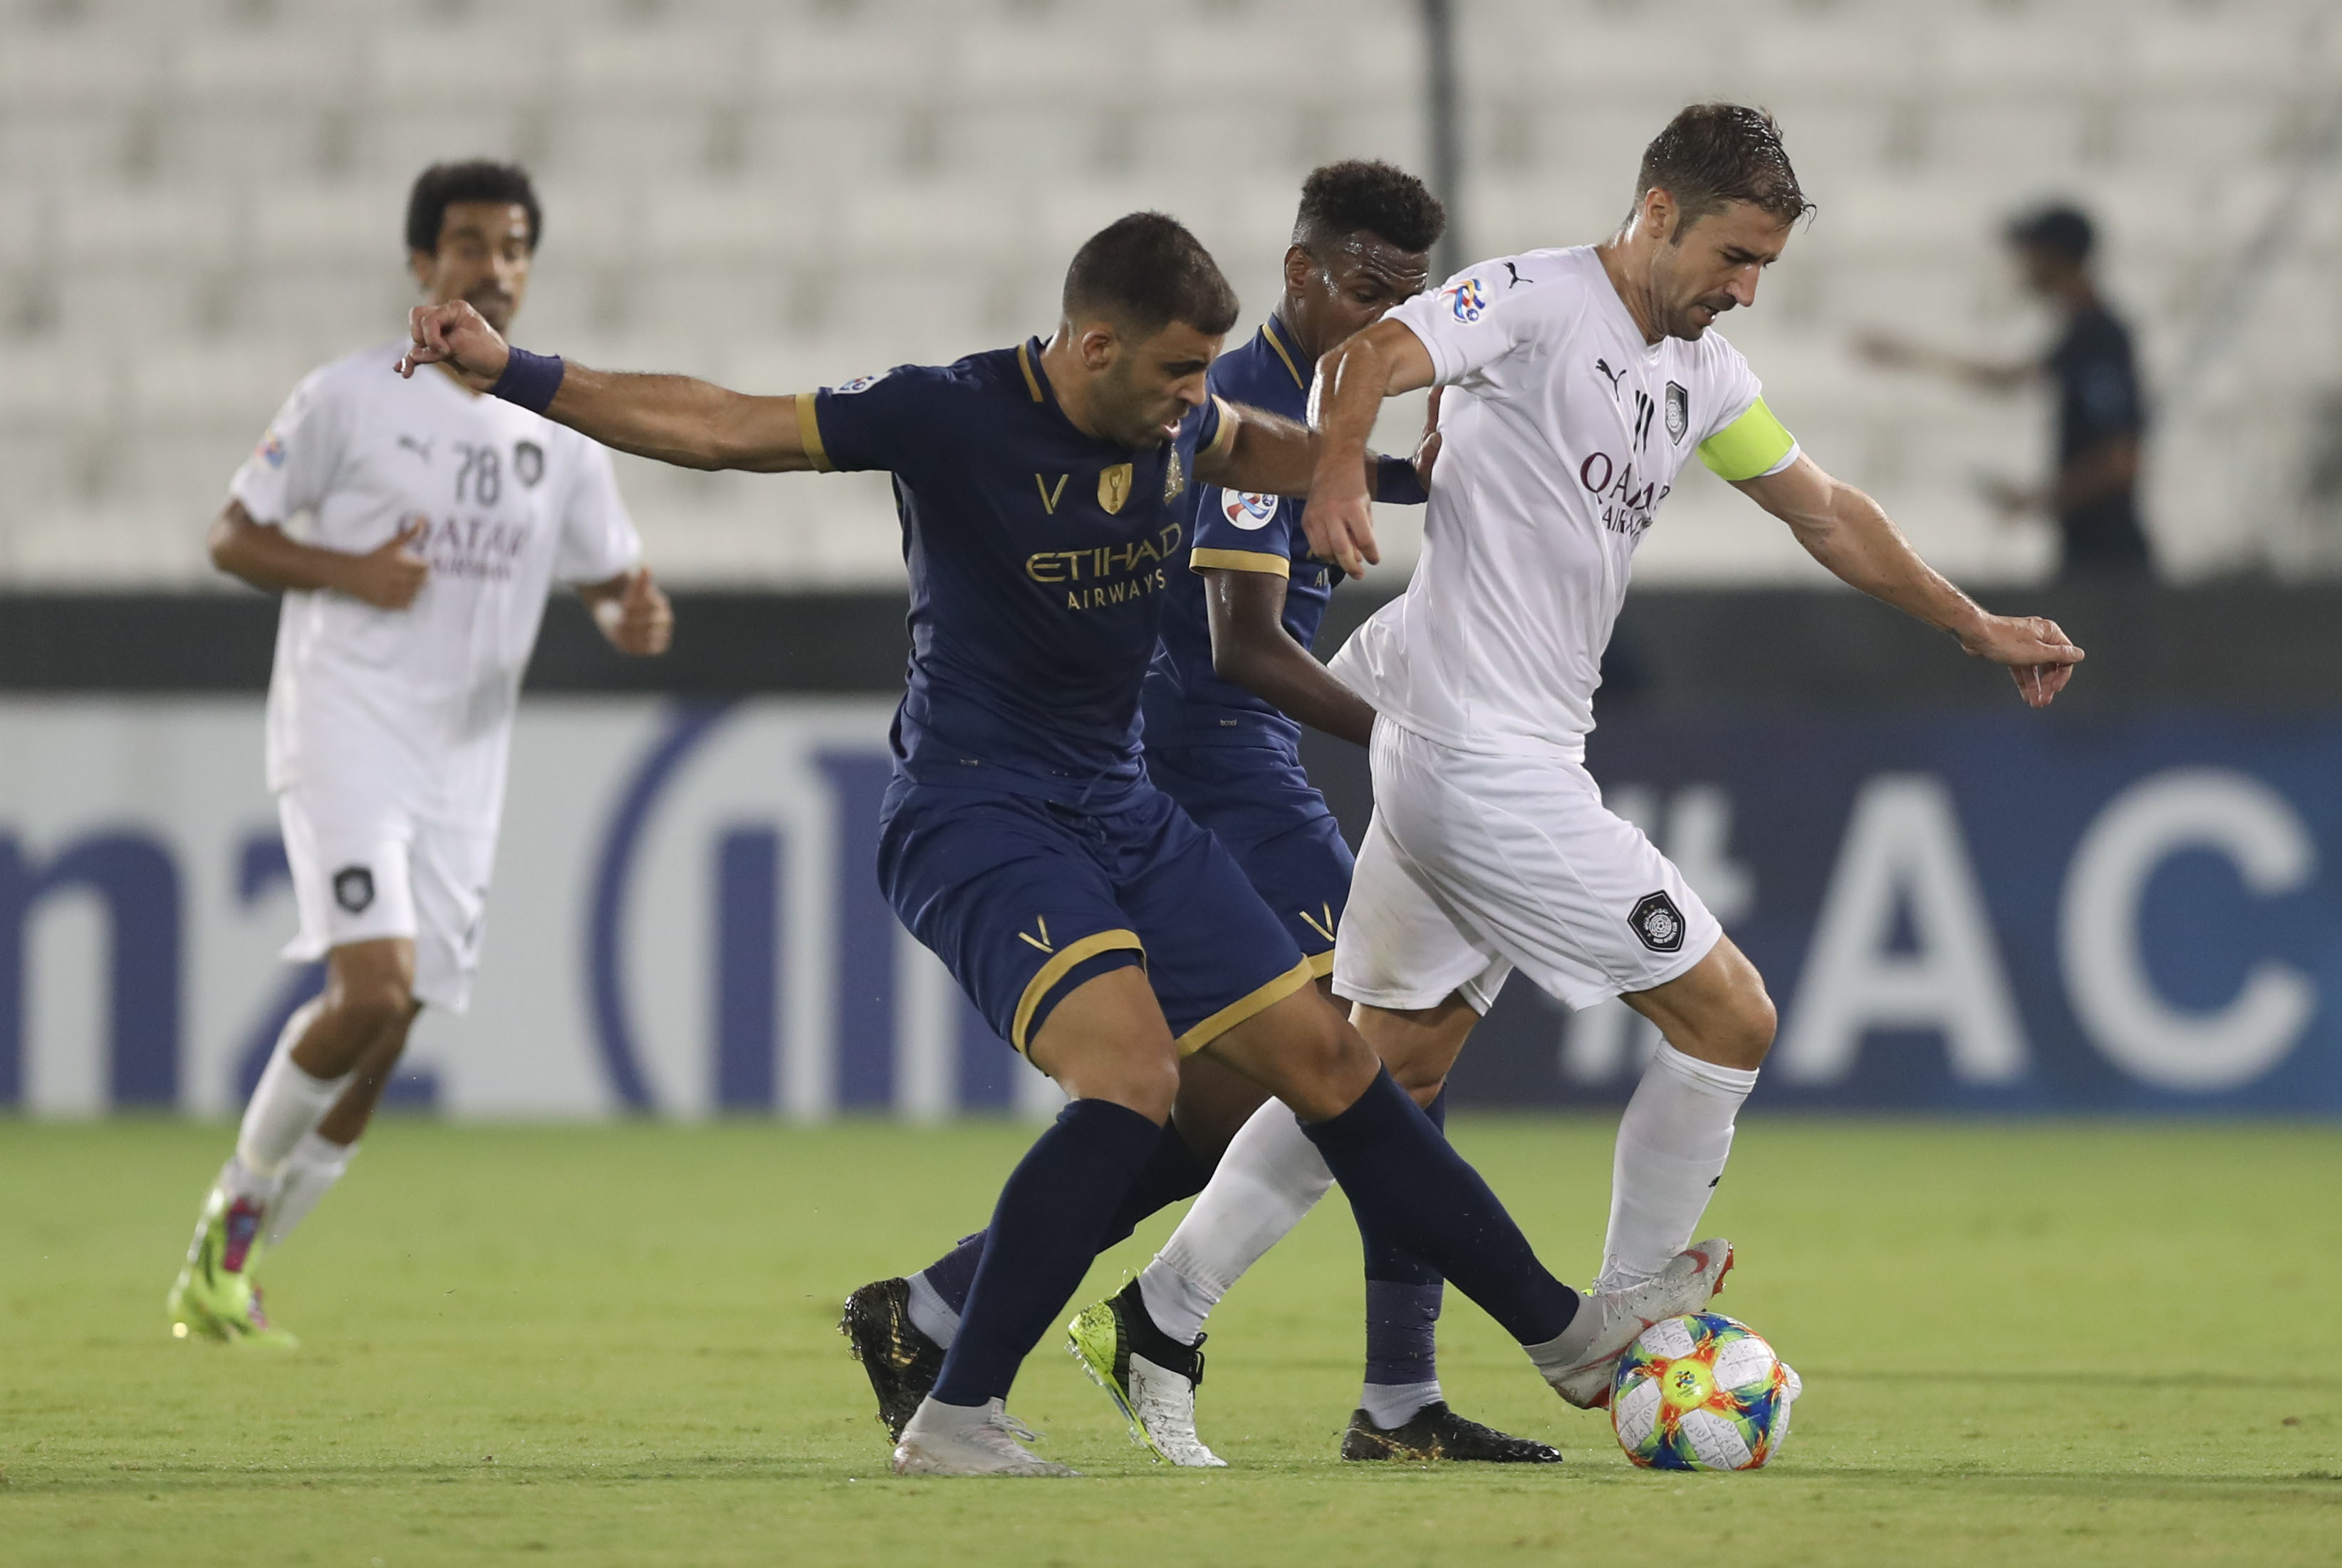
[1360,1379,1444,1430]
[1596,1041,1757,1292]
[904,1272,960,1349]
[263,1130,355,1252]
[234,1000,346,1181]
[217,1152,277,1210]
[1138,1099,1334,1343]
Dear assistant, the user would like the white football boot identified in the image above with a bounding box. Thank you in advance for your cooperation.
[1537,1237,1734,1411]
[890,1398,1079,1477]
[1066,1282,1225,1468]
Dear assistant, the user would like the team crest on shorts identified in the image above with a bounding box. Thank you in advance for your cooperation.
[333,865,375,914]
[1098,462,1133,515]
[1629,890,1685,953]
[1665,382,1689,444]
[1223,491,1279,530]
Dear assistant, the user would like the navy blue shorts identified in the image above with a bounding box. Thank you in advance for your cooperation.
[1145,741,1355,979]
[878,775,1315,1057]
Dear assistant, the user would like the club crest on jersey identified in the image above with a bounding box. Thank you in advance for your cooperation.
[1098,463,1133,516]
[1222,491,1279,531]
[1665,382,1689,444]
[1629,891,1686,953]
[256,431,286,469]
[1165,451,1186,503]
[333,865,375,914]
[833,370,892,395]
[515,440,545,488]
[1441,278,1487,323]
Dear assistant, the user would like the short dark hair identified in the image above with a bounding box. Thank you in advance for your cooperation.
[1293,160,1447,257]
[1635,103,1813,236]
[1062,212,1240,338]
[405,160,542,256]
[2006,203,2095,263]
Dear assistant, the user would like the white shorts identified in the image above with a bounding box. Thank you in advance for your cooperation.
[1333,721,1720,1015]
[278,787,496,1013]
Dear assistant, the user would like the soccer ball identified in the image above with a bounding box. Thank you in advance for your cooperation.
[1610,1312,1801,1471]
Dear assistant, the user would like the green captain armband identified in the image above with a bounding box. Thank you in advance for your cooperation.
[1696,397,1797,482]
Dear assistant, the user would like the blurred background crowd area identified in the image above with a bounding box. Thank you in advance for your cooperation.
[3,0,2339,592]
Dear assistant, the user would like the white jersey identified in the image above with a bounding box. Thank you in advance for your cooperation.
[230,342,641,830]
[1331,246,1797,759]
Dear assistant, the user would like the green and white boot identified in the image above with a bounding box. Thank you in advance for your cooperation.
[167,1181,298,1349]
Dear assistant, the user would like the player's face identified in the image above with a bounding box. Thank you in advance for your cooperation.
[1656,201,1791,340]
[1288,234,1432,358]
[409,201,536,335]
[1091,320,1224,448]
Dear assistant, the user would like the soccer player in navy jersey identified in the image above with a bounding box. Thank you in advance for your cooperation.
[841,164,1556,1468]
[400,213,1732,1476]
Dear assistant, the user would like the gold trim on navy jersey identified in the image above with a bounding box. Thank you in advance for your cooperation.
[1304,948,1337,979]
[1011,927,1146,1054]
[797,394,833,472]
[1016,341,1045,403]
[1261,318,1308,393]
[1173,956,1316,1056]
[1202,394,1240,466]
[1191,547,1290,577]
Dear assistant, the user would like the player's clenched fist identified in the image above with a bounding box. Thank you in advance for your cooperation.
[338,516,431,610]
[592,568,674,657]
[1962,613,2083,709]
[398,300,510,391]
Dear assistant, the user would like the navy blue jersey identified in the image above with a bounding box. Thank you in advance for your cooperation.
[2044,305,2152,574]
[1142,316,1338,751]
[807,340,1234,803]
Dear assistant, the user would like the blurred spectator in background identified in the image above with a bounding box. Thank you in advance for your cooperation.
[1862,204,2154,582]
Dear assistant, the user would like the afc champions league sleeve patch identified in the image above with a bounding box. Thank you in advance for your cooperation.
[333,865,375,914]
[1665,382,1690,444]
[1222,491,1279,531]
[1440,277,1488,323]
[832,370,892,395]
[256,430,286,468]
[1630,890,1686,953]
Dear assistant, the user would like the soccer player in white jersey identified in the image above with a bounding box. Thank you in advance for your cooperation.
[1110,103,2085,1443]
[166,161,673,1347]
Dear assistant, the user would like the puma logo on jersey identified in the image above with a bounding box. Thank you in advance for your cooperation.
[1503,261,1531,290]
[397,434,434,463]
[1593,359,1625,396]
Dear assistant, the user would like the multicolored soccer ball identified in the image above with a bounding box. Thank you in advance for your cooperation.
[1610,1312,1801,1471]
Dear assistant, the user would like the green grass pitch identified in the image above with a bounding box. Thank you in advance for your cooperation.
[3,1116,2337,1567]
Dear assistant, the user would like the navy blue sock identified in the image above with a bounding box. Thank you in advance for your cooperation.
[1353,1091,1446,1387]
[1304,1070,1578,1346]
[915,1122,1211,1315]
[930,1098,1162,1407]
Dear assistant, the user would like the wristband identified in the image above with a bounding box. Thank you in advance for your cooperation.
[1373,453,1428,506]
[487,347,566,414]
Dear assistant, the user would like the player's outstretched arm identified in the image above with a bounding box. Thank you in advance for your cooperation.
[398,301,816,474]
[208,499,430,610]
[1739,453,2084,709]
[1302,320,1438,577]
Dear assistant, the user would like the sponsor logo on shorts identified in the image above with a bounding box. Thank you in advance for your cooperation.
[1629,890,1685,953]
[1222,491,1279,531]
[333,865,375,914]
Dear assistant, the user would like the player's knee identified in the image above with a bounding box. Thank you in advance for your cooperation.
[328,976,415,1040]
[1717,986,1776,1071]
[1274,1007,1380,1117]
[1082,1046,1180,1123]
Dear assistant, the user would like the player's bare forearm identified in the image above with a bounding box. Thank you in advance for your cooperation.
[1203,568,1377,748]
[546,365,814,474]
[207,501,429,610]
[1201,403,1385,502]
[1739,454,2083,706]
[400,299,812,473]
[1301,321,1437,575]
